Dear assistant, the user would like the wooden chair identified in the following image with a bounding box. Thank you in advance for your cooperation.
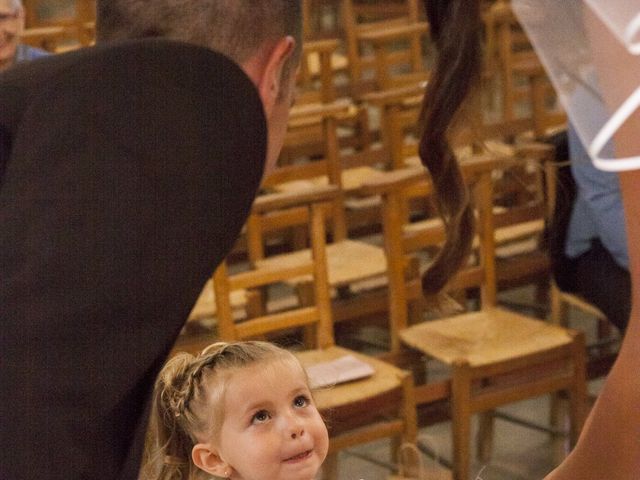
[549,282,619,377]
[183,278,252,331]
[358,84,553,295]
[341,0,429,97]
[359,82,426,171]
[302,0,343,41]
[268,97,395,240]
[489,142,551,293]
[285,43,369,163]
[359,157,587,480]
[300,0,352,100]
[483,0,565,136]
[264,100,372,237]
[262,100,422,330]
[208,185,418,480]
[298,38,343,105]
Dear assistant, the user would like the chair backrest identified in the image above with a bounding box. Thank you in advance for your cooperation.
[214,186,339,350]
[262,100,353,241]
[341,0,428,96]
[265,99,386,241]
[358,155,504,350]
[483,0,565,132]
[361,85,551,264]
[297,38,342,105]
[436,157,499,305]
[358,83,425,170]
[302,0,343,41]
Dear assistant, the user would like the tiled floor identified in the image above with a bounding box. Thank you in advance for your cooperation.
[335,390,601,480]
[333,285,613,480]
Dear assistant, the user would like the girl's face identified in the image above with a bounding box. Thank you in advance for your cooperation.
[204,358,329,480]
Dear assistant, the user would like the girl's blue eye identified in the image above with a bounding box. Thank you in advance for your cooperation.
[252,410,270,424]
[293,395,309,408]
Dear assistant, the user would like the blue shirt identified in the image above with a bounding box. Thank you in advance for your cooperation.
[15,44,49,63]
[565,124,629,268]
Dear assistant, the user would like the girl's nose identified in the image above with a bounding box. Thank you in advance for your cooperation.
[285,413,305,439]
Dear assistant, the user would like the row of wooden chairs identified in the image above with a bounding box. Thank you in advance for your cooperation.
[299,0,563,127]
[178,3,591,478]
[178,151,588,480]
[177,3,598,473]
[180,85,589,479]
[292,0,562,303]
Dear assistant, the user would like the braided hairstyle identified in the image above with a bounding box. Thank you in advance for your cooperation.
[140,341,300,480]
[418,0,483,294]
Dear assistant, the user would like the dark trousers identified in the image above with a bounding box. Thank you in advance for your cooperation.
[560,239,631,333]
[544,130,631,333]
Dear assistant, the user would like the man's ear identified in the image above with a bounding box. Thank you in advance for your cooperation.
[192,442,233,478]
[256,36,296,118]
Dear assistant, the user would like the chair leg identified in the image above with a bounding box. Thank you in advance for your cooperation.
[297,282,317,349]
[401,371,419,444]
[567,331,588,447]
[322,452,339,480]
[597,318,614,356]
[476,411,494,463]
[549,282,569,327]
[549,395,571,464]
[549,392,564,433]
[452,360,473,480]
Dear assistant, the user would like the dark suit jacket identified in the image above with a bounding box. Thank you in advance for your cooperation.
[0,39,267,479]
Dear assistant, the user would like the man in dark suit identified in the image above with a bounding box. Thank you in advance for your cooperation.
[0,1,301,478]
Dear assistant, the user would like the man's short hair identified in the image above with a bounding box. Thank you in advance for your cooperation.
[96,0,302,76]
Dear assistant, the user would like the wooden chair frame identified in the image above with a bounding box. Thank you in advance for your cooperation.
[359,157,587,480]
[209,185,418,480]
[341,0,429,97]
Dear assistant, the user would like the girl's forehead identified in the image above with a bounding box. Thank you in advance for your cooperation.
[250,356,304,379]
[226,357,307,391]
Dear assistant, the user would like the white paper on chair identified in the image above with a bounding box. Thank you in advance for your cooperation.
[305,355,375,389]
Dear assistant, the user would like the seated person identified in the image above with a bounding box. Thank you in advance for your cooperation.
[0,0,48,72]
[553,124,631,334]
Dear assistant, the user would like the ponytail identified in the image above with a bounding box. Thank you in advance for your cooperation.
[418,0,483,294]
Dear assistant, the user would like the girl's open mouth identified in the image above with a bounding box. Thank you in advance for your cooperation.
[284,449,312,462]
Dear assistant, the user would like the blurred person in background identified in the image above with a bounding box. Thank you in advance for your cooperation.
[0,0,47,72]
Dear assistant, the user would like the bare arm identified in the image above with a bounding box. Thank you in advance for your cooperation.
[545,8,640,479]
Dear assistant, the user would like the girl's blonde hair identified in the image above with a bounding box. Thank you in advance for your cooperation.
[140,341,301,480]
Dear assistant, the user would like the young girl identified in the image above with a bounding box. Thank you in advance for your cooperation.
[140,341,329,480]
